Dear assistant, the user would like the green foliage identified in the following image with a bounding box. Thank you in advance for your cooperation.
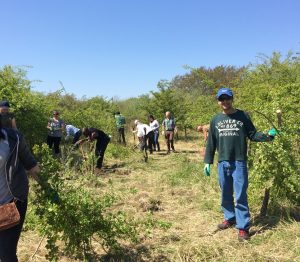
[0,66,49,146]
[3,54,298,260]
[31,144,138,261]
[139,214,172,237]
[237,52,300,207]
[172,65,245,94]
[249,133,300,205]
[166,155,201,186]
[106,143,132,160]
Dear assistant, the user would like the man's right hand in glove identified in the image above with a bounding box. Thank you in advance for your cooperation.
[203,164,211,177]
[268,128,279,137]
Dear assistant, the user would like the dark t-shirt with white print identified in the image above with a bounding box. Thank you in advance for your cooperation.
[204,109,272,164]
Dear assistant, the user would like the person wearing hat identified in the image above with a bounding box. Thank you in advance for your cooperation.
[203,87,278,241]
[0,115,59,261]
[0,100,17,129]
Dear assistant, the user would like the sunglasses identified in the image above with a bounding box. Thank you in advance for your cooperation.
[53,113,59,116]
[218,95,232,101]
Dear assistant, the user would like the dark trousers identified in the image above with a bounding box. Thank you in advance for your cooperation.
[72,130,82,144]
[47,135,61,154]
[165,130,175,151]
[0,200,28,262]
[95,138,110,168]
[147,131,154,153]
[117,128,126,145]
[140,131,154,153]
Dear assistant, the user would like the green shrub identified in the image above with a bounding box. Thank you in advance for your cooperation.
[31,144,138,261]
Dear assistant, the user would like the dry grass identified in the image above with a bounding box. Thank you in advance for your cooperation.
[18,135,300,261]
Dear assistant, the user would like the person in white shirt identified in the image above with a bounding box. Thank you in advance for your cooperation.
[149,115,160,151]
[134,120,154,154]
[65,124,82,145]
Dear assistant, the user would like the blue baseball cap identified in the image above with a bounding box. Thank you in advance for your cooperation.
[216,87,233,99]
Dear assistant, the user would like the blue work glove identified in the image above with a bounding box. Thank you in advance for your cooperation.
[203,164,211,177]
[268,128,278,137]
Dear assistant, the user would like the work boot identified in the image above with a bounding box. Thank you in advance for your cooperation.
[238,229,250,241]
[217,220,236,230]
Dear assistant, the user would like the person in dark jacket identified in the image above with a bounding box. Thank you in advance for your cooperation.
[0,120,40,261]
[79,127,110,174]
[0,100,17,129]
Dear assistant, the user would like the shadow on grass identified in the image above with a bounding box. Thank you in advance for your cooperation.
[178,150,199,154]
[103,163,127,169]
[250,205,300,236]
[93,245,171,262]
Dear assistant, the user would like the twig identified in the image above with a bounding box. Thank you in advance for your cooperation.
[28,233,46,261]
[253,110,280,134]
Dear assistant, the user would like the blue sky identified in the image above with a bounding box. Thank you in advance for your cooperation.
[0,0,299,99]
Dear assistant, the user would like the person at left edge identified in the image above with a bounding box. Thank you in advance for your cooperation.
[0,100,17,129]
[0,118,43,262]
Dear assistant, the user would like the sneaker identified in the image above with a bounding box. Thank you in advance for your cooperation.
[238,229,250,241]
[217,220,236,230]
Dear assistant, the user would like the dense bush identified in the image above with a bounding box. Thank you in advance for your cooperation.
[31,144,138,261]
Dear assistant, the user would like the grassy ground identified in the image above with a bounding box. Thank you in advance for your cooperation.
[18,135,300,261]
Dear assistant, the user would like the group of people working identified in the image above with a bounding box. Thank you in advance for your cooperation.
[0,86,280,261]
[133,111,177,154]
[46,112,110,174]
[45,109,178,174]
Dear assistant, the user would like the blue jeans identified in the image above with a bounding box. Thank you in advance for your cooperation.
[218,161,250,230]
[153,132,160,151]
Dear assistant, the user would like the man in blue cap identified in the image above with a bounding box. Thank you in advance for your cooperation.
[203,87,278,241]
